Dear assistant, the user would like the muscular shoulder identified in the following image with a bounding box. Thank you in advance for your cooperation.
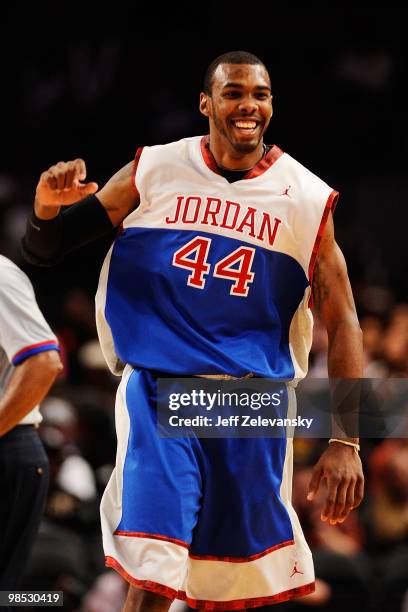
[106,160,135,190]
[97,160,139,227]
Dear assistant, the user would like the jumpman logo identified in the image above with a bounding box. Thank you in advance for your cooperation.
[290,562,304,578]
[281,185,292,197]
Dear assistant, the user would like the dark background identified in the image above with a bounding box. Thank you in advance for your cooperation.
[0,4,406,317]
[0,6,407,611]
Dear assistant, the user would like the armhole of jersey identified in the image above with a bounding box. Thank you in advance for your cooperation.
[307,189,339,308]
[131,146,144,198]
[113,147,144,240]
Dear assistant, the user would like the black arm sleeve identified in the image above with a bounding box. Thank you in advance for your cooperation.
[22,195,115,266]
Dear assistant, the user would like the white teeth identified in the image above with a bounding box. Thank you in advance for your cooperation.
[234,121,257,129]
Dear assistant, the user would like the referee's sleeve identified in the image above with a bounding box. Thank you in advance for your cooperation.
[0,265,59,365]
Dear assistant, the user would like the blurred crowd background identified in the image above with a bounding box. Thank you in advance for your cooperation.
[0,4,407,612]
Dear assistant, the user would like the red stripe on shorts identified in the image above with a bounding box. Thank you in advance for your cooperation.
[179,582,315,610]
[188,538,294,562]
[105,556,177,600]
[114,530,189,549]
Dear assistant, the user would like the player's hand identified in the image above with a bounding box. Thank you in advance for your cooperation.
[306,442,364,525]
[35,159,99,218]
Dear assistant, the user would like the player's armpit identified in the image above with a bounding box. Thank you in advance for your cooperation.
[97,161,140,226]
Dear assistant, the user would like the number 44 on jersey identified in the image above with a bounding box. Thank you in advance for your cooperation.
[173,236,255,297]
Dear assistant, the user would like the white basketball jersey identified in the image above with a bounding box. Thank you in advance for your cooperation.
[96,136,337,379]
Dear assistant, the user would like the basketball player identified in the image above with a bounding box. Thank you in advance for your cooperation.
[23,51,364,611]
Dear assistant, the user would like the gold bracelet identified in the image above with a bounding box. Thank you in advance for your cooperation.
[329,438,360,453]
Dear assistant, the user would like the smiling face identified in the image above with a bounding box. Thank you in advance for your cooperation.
[200,63,273,156]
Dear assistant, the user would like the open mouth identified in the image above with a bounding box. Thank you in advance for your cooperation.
[231,119,261,135]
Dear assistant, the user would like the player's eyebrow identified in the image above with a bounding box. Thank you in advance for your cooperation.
[222,82,271,92]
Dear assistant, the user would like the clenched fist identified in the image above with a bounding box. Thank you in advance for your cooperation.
[35,159,99,219]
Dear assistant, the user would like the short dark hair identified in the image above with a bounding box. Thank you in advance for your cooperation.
[203,50,268,95]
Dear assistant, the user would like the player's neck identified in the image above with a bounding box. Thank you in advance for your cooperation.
[208,136,265,170]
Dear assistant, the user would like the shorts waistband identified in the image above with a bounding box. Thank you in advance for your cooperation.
[129,366,295,385]
[147,369,255,381]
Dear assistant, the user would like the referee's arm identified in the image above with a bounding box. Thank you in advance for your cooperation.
[0,351,62,436]
[0,265,63,436]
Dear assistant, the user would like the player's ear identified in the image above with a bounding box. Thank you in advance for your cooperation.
[199,92,210,118]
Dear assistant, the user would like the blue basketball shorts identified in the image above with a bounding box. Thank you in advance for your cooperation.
[101,366,314,610]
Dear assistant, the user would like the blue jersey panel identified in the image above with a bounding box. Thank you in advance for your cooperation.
[105,228,309,378]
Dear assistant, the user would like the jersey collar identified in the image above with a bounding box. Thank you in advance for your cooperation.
[200,135,283,180]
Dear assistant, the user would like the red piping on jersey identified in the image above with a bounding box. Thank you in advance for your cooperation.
[179,582,315,610]
[243,145,284,179]
[105,556,177,600]
[200,136,221,175]
[308,190,339,308]
[12,340,59,362]
[200,135,283,179]
[188,539,294,562]
[114,530,189,549]
[131,146,144,198]
[116,223,125,237]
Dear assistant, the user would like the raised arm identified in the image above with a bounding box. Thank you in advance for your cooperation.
[307,212,364,524]
[23,159,139,265]
[34,158,138,226]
